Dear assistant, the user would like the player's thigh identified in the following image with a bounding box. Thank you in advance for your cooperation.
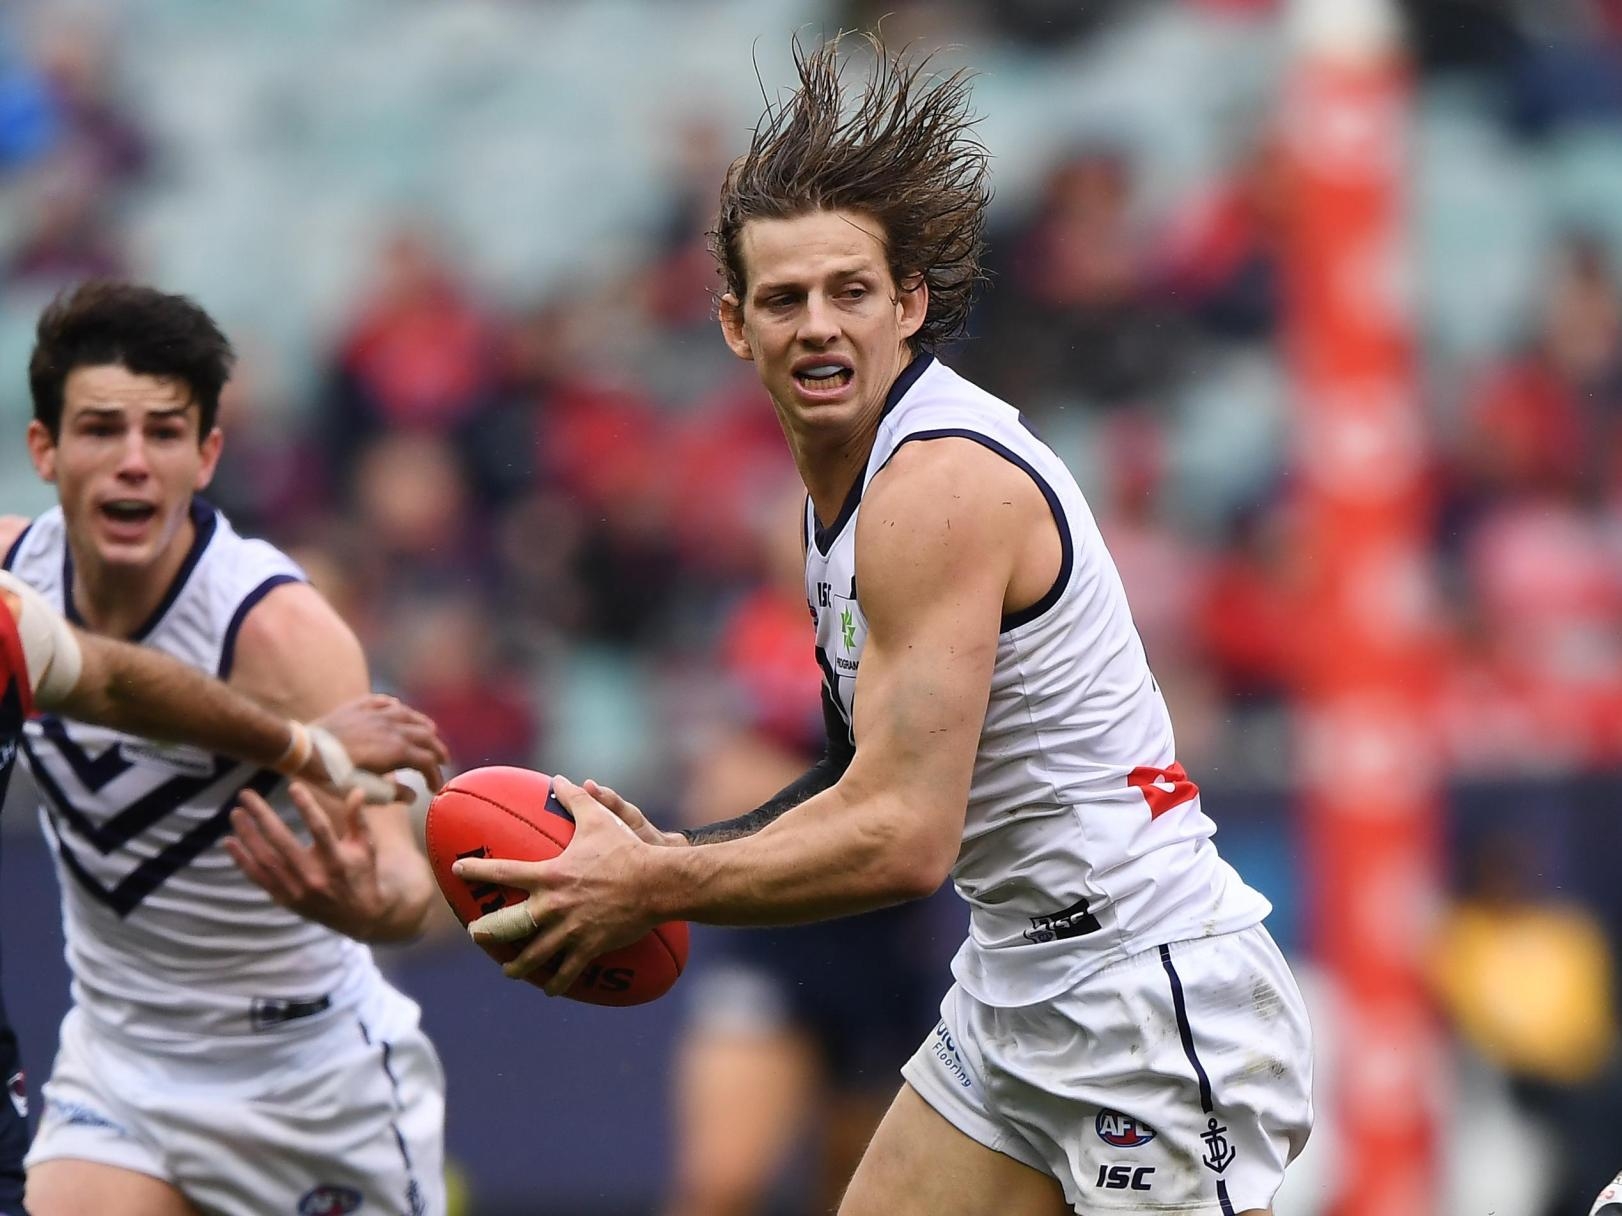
[840,1085,1069,1216]
[26,1160,200,1216]
[819,1088,892,1207]
[670,1026,820,1200]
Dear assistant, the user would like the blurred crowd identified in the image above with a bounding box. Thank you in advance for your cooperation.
[3,1,1622,1210]
[2,0,1620,792]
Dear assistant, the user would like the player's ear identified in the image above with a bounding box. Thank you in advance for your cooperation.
[718,293,754,363]
[896,273,927,343]
[26,420,57,483]
[194,427,224,491]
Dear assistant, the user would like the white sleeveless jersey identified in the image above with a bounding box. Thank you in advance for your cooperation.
[805,356,1271,1006]
[5,502,391,1051]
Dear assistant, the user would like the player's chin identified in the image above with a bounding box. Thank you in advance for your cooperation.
[88,531,164,571]
[87,507,174,566]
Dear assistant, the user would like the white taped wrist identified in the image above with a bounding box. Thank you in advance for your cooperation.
[304,725,412,806]
[274,720,313,776]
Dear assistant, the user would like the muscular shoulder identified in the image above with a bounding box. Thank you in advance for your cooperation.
[858,437,1046,572]
[853,438,1044,632]
[228,579,368,717]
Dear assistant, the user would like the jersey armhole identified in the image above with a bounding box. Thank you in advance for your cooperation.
[887,428,1074,632]
[2,521,33,572]
[217,574,304,679]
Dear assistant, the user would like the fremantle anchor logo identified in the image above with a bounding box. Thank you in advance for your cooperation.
[1200,1116,1235,1173]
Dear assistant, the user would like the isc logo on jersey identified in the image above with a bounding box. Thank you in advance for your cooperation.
[1096,1109,1156,1148]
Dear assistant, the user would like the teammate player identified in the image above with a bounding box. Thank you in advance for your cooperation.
[462,37,1312,1216]
[0,568,446,1216]
[3,280,445,1216]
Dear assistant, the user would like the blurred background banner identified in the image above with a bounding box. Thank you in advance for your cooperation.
[2,1,1622,1213]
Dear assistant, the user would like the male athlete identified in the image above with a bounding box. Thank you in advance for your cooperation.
[461,37,1313,1216]
[3,280,446,1216]
[0,569,443,1216]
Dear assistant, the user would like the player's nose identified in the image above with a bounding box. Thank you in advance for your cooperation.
[114,433,153,479]
[797,292,841,345]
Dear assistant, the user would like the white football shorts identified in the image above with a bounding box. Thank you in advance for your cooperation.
[26,993,445,1216]
[902,924,1313,1214]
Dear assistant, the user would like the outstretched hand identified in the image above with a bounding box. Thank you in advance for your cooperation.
[452,776,667,996]
[227,783,394,941]
[309,694,447,798]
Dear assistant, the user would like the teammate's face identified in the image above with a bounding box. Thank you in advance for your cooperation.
[27,365,222,575]
[720,209,927,438]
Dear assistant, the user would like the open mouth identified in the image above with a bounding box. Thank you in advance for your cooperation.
[793,363,854,391]
[100,500,158,527]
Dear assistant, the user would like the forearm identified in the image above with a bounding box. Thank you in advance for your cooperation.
[681,757,842,844]
[359,832,435,943]
[60,635,294,767]
[653,777,947,926]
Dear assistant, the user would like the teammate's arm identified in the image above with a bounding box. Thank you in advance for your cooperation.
[681,685,855,844]
[461,439,1046,990]
[223,581,436,943]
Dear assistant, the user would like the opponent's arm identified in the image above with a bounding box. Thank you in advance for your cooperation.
[61,629,313,770]
[0,568,442,794]
[224,581,435,943]
[680,684,855,844]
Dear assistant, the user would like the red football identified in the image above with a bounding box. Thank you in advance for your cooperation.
[424,766,689,1006]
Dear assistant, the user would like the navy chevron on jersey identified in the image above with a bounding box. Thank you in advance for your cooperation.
[803,356,1271,1007]
[4,501,391,1050]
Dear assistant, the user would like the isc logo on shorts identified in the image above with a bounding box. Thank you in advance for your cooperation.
[1096,1109,1155,1148]
[297,1185,362,1215]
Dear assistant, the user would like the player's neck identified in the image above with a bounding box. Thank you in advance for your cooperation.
[69,514,198,639]
[788,426,877,529]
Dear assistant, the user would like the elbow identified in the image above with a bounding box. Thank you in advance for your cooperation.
[876,832,955,904]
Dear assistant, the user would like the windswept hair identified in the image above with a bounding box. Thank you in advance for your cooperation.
[30,280,235,440]
[713,34,991,351]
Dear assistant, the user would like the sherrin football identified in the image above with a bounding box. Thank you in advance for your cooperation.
[424,766,688,1006]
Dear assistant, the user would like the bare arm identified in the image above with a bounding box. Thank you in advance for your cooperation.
[224,581,435,943]
[457,438,1054,991]
[55,630,306,768]
[646,440,1014,922]
[1,566,445,793]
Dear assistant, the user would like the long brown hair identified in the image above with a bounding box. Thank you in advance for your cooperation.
[713,34,991,351]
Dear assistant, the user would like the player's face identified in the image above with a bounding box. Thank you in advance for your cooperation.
[720,208,927,438]
[27,365,223,575]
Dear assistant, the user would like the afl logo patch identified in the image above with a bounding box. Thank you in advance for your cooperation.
[297,1185,363,1215]
[1096,1109,1156,1148]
